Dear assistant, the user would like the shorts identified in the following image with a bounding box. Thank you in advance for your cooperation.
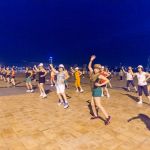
[127,80,135,87]
[138,85,149,96]
[6,75,10,78]
[32,75,36,80]
[26,77,32,83]
[101,84,107,88]
[64,80,68,84]
[39,77,45,84]
[11,76,15,79]
[92,87,102,97]
[56,84,65,94]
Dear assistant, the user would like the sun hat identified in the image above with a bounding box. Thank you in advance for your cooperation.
[38,63,44,67]
[75,67,79,70]
[137,65,143,68]
[59,64,64,68]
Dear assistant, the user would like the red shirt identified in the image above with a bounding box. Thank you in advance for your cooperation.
[99,71,108,84]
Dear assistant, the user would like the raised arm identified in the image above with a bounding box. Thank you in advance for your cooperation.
[122,67,126,74]
[33,67,37,73]
[70,67,75,73]
[49,64,58,74]
[34,65,39,72]
[88,55,96,73]
[29,71,33,78]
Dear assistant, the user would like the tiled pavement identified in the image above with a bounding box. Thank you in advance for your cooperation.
[0,79,150,150]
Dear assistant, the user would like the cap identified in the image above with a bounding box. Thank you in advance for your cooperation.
[38,63,44,67]
[75,67,79,70]
[59,64,64,68]
[137,65,143,68]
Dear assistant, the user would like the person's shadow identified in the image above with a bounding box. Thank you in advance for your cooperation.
[121,93,138,102]
[86,100,106,122]
[128,114,150,130]
[121,93,150,105]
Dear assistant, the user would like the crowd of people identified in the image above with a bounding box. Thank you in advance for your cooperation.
[0,55,150,125]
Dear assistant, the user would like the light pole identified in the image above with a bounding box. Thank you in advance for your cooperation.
[49,57,53,64]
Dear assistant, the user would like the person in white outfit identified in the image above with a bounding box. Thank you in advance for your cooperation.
[134,65,150,104]
[122,66,137,92]
[50,64,70,109]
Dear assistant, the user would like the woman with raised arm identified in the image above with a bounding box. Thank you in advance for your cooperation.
[88,55,111,125]
[11,67,16,86]
[2,67,7,82]
[49,67,56,87]
[71,67,84,93]
[99,66,111,98]
[32,67,37,83]
[34,63,47,98]
[133,65,150,104]
[122,66,137,92]
[25,67,34,93]
[0,67,3,80]
[104,67,112,88]
[50,64,70,109]
[6,67,11,84]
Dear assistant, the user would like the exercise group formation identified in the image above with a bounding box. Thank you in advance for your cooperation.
[0,55,150,125]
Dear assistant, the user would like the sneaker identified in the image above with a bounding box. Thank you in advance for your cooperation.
[105,116,111,125]
[42,94,47,99]
[26,90,30,93]
[58,101,64,106]
[101,94,104,97]
[80,89,84,93]
[138,100,143,104]
[107,94,110,98]
[76,90,79,92]
[127,89,131,92]
[64,103,69,109]
[40,93,43,97]
[30,89,34,93]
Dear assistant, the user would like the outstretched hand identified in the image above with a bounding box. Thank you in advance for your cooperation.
[50,64,53,68]
[90,55,96,61]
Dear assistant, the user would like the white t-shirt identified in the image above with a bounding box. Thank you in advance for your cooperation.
[136,72,147,86]
[56,71,66,85]
[126,72,133,80]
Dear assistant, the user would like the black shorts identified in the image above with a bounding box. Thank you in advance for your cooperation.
[127,80,135,87]
[32,75,36,80]
[11,76,15,79]
[39,77,45,84]
[6,75,10,78]
[101,84,107,88]
[138,85,149,96]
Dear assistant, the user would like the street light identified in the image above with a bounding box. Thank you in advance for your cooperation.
[49,57,53,64]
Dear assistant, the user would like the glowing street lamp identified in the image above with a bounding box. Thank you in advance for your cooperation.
[49,57,53,64]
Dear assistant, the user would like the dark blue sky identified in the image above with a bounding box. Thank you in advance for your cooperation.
[0,0,150,66]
